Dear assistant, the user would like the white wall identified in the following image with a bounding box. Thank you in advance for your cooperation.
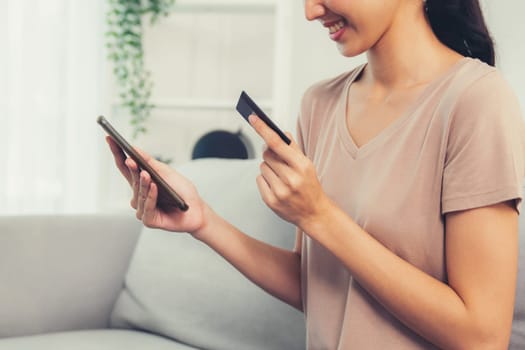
[0,0,108,214]
[108,6,275,164]
[481,0,525,109]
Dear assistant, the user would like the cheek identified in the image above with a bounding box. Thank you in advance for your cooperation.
[339,8,394,55]
[335,25,380,57]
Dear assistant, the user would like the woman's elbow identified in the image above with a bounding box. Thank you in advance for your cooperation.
[457,322,512,350]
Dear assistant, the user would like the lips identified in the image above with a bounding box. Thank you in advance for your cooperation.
[324,19,347,41]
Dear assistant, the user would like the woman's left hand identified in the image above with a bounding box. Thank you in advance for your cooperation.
[249,114,331,228]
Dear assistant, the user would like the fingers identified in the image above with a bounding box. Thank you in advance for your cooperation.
[256,174,277,208]
[109,141,156,212]
[260,161,289,200]
[262,147,289,178]
[142,182,159,227]
[135,170,151,220]
[284,131,303,153]
[105,137,165,223]
[106,136,142,210]
[248,114,302,168]
[125,158,140,209]
[106,137,132,185]
[128,166,163,227]
[248,113,285,148]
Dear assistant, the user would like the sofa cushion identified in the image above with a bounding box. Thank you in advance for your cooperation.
[0,215,141,338]
[0,330,195,350]
[110,158,306,350]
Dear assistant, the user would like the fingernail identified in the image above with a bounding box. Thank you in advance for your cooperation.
[248,114,257,124]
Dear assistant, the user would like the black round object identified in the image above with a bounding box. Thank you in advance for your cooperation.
[191,130,252,160]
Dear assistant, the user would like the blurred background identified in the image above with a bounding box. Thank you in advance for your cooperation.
[0,0,524,214]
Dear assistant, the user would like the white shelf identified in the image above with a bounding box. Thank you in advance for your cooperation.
[112,98,273,111]
[153,98,272,110]
[173,0,275,13]
[176,0,275,4]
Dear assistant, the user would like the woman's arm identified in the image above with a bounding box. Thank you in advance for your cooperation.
[193,212,303,310]
[307,199,517,350]
[106,137,303,310]
[249,114,518,349]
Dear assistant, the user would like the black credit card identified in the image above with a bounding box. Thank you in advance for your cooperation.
[236,91,291,145]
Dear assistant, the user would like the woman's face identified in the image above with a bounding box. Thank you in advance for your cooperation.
[304,0,407,57]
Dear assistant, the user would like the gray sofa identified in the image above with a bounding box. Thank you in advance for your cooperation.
[0,158,523,349]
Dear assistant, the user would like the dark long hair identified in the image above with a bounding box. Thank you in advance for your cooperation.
[425,0,495,66]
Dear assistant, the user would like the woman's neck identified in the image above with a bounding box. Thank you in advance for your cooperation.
[362,4,463,90]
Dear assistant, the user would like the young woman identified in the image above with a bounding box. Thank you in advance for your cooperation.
[107,0,524,348]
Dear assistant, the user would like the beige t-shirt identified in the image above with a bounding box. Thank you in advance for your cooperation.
[297,58,525,349]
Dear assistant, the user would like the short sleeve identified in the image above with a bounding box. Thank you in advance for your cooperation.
[442,71,525,214]
[296,84,317,157]
[296,116,306,154]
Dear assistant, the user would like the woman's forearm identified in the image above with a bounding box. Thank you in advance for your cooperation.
[193,205,303,310]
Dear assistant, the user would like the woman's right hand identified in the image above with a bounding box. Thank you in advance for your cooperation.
[106,136,208,235]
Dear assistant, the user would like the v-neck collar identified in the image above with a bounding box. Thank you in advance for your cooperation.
[337,57,470,160]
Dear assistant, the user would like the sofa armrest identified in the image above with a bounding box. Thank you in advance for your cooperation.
[0,214,141,338]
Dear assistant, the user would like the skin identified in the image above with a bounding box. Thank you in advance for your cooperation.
[107,0,519,348]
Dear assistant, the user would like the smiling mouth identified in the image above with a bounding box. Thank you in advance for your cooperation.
[328,19,346,34]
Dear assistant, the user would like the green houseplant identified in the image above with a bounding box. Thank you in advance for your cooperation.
[106,0,175,138]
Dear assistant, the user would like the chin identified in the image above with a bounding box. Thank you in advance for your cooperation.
[337,43,367,58]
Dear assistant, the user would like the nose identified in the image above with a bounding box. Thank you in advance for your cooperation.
[304,0,326,21]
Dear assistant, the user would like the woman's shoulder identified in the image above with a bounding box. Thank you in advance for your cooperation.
[302,64,365,104]
[450,58,513,102]
[439,57,520,118]
[445,58,524,140]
